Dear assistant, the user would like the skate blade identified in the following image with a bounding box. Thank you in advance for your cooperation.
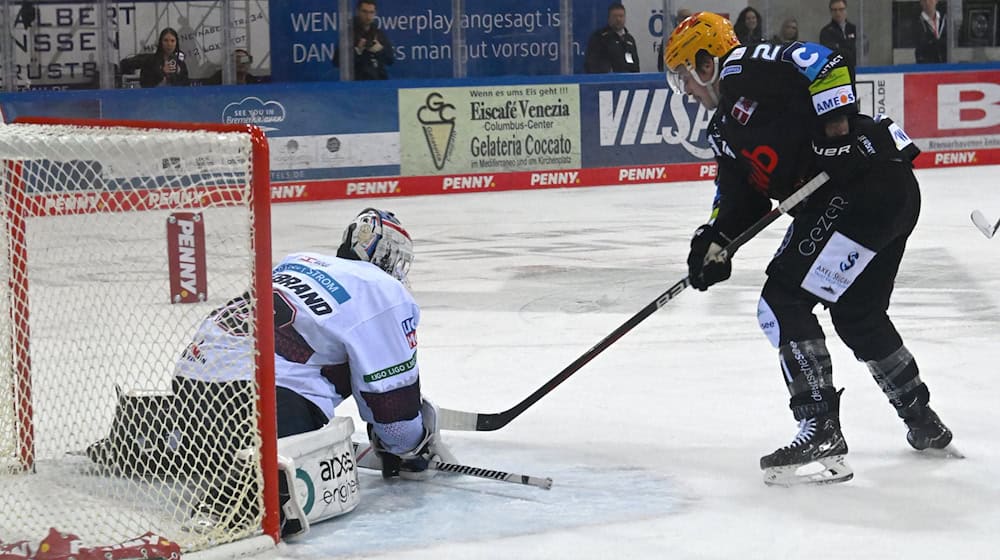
[917,443,965,459]
[763,454,854,487]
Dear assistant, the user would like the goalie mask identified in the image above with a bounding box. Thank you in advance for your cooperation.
[338,208,414,284]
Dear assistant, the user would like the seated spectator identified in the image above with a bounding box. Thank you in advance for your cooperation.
[584,2,640,73]
[140,28,189,88]
[915,0,946,63]
[770,17,799,43]
[734,7,764,47]
[205,49,268,85]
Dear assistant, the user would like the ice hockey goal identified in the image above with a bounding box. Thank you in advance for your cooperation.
[0,117,278,556]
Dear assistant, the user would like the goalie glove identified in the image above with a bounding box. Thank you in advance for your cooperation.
[687,224,732,291]
[367,423,439,480]
[366,398,455,480]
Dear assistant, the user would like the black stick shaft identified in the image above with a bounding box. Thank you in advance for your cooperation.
[438,172,830,432]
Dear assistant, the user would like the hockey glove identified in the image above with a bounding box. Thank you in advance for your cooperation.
[687,224,732,291]
[367,423,439,481]
[812,114,917,185]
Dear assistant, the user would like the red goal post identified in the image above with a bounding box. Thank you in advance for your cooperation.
[0,117,279,555]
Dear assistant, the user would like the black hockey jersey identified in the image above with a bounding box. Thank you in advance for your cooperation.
[708,41,857,239]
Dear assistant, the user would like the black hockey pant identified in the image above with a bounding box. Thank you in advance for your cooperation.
[756,161,929,420]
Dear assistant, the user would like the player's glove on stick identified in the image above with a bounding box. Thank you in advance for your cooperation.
[687,224,732,291]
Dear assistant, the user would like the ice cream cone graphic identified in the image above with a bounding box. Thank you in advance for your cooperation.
[417,93,456,170]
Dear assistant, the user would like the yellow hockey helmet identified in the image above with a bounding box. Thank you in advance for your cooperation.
[663,12,739,75]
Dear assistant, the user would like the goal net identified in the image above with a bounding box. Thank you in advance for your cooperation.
[0,118,278,555]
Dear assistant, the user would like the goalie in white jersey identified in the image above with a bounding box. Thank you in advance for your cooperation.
[175,207,440,468]
[89,208,451,536]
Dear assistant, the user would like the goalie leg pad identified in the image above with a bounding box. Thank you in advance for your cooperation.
[277,416,360,538]
[87,386,179,476]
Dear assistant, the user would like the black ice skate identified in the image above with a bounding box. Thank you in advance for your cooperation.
[902,403,964,458]
[760,415,853,487]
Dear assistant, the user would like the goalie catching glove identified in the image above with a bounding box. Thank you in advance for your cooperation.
[687,224,733,291]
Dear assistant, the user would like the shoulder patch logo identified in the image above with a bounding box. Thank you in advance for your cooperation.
[401,316,417,349]
[722,46,747,66]
[730,96,759,125]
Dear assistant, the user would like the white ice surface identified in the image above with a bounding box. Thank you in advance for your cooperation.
[262,165,1000,560]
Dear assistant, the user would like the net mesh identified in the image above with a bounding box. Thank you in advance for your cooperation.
[0,123,268,552]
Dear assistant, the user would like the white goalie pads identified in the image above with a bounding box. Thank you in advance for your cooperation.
[277,416,360,538]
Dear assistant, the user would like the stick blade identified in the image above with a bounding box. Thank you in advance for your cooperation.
[971,210,999,238]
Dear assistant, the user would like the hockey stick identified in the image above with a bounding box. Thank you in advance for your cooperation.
[971,210,1000,239]
[429,460,553,490]
[353,442,553,490]
[437,171,831,432]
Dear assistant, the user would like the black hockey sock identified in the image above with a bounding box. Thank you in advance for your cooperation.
[779,339,839,420]
[863,345,929,416]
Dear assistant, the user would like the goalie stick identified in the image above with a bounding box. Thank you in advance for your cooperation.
[438,171,832,432]
[352,442,553,490]
[971,210,1000,239]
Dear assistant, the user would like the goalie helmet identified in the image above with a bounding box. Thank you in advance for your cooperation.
[663,12,739,93]
[338,208,414,284]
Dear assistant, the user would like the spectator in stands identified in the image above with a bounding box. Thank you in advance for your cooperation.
[819,0,858,70]
[584,2,640,73]
[139,28,189,88]
[334,0,394,80]
[771,17,799,43]
[206,49,268,85]
[734,7,764,47]
[658,7,692,72]
[915,0,947,63]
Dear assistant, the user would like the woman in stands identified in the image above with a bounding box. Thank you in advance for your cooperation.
[140,28,190,88]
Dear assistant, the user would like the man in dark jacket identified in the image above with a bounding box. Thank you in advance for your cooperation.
[915,0,947,63]
[335,0,394,80]
[819,0,857,70]
[584,3,640,73]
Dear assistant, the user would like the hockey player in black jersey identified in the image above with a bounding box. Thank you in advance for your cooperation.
[663,12,958,486]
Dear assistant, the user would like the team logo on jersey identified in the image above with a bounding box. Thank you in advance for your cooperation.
[730,97,759,125]
[739,145,778,193]
[401,317,417,349]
